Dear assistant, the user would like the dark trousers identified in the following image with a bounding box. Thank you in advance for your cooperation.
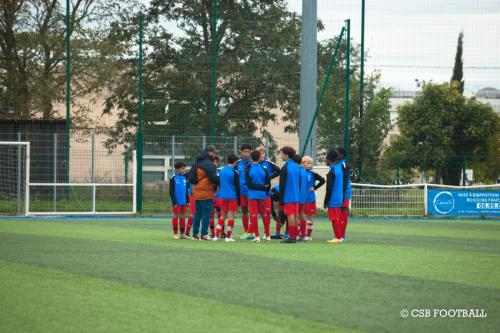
[193,199,213,236]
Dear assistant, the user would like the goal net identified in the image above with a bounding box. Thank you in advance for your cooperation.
[0,141,136,216]
[0,142,29,215]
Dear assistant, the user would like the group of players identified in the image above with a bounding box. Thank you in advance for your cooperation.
[168,144,351,244]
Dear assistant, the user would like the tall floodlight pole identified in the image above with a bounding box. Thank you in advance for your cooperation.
[209,0,218,143]
[136,13,144,213]
[343,19,351,161]
[359,0,366,180]
[299,0,318,162]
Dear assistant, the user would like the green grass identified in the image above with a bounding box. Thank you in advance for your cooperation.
[1,217,499,333]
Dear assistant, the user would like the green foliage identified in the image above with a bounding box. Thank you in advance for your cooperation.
[105,0,302,150]
[451,32,464,94]
[0,0,142,122]
[315,37,392,182]
[383,83,499,185]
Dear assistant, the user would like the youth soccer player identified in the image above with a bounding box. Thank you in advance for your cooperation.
[293,154,308,240]
[182,182,195,238]
[324,149,347,243]
[210,155,223,238]
[336,147,352,241]
[169,161,189,239]
[235,143,252,238]
[213,153,240,242]
[245,150,272,242]
[302,156,325,240]
[278,146,301,243]
[270,184,286,239]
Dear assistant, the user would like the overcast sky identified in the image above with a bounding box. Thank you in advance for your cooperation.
[141,0,500,92]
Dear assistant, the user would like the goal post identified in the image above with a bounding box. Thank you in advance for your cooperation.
[0,142,30,216]
[0,141,136,216]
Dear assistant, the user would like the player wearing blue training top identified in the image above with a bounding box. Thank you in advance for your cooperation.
[278,146,301,243]
[336,147,351,241]
[169,161,189,239]
[301,156,325,241]
[324,149,349,243]
[244,150,271,242]
[235,143,252,238]
[213,153,240,242]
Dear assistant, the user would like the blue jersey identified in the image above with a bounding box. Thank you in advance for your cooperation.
[219,166,239,200]
[246,163,269,201]
[279,160,301,204]
[305,169,316,203]
[260,160,280,180]
[327,163,344,208]
[169,173,188,206]
[215,167,222,199]
[341,161,352,200]
[235,158,252,196]
[299,166,308,204]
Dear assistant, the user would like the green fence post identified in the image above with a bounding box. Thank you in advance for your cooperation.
[462,156,467,186]
[343,19,351,161]
[209,0,218,143]
[136,13,144,213]
[358,0,365,180]
[65,0,71,197]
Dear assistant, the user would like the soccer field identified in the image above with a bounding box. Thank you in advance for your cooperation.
[0,217,499,333]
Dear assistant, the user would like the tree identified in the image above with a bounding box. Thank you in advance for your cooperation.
[314,36,392,183]
[0,0,142,121]
[383,83,499,185]
[451,31,464,94]
[104,0,302,151]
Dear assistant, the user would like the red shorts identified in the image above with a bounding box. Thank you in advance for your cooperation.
[221,199,238,212]
[239,195,248,207]
[266,196,271,208]
[283,203,299,216]
[214,198,223,208]
[328,207,342,221]
[298,203,305,214]
[342,199,350,208]
[173,205,187,214]
[189,196,196,214]
[248,199,270,215]
[304,202,317,215]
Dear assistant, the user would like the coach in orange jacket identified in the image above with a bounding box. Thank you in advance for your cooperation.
[188,148,220,240]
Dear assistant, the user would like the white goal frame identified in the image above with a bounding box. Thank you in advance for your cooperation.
[0,142,30,215]
[1,142,136,216]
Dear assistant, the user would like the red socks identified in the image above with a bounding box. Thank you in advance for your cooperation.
[288,225,297,240]
[331,220,342,239]
[263,214,271,237]
[306,220,313,237]
[215,218,224,238]
[227,220,234,238]
[179,218,185,235]
[172,217,179,234]
[185,216,193,235]
[242,215,249,233]
[249,215,259,236]
[300,219,307,238]
[340,210,348,238]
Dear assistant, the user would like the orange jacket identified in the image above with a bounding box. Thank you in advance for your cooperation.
[193,167,217,200]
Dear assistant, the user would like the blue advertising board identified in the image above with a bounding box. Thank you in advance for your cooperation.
[428,189,500,217]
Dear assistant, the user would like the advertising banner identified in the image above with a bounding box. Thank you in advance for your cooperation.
[428,190,500,217]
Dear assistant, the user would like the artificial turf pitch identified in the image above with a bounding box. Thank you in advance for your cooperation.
[0,217,499,333]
